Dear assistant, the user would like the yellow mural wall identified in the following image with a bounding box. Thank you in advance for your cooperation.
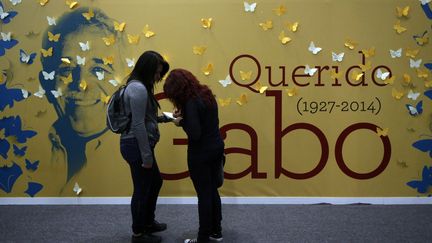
[0,0,431,197]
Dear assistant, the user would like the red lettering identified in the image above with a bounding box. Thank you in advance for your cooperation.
[292,66,310,86]
[316,66,329,87]
[266,66,287,87]
[334,123,391,179]
[220,123,267,179]
[229,54,261,93]
[267,90,329,179]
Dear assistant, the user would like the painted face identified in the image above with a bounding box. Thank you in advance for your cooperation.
[54,25,121,137]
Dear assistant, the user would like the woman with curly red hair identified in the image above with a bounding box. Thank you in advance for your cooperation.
[164,69,225,243]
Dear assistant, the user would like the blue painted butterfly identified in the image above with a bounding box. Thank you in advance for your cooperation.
[24,182,43,197]
[0,116,37,143]
[0,38,18,57]
[0,138,10,159]
[25,159,40,171]
[407,166,432,193]
[0,83,26,112]
[424,89,432,100]
[12,144,27,156]
[412,139,432,158]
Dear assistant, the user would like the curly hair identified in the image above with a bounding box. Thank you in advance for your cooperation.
[163,69,216,113]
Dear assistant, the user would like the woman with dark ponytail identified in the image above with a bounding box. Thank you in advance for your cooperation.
[120,50,169,243]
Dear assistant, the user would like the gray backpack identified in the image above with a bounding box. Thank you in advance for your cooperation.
[106,84,131,134]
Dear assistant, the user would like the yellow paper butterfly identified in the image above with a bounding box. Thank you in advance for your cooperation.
[218,98,231,107]
[253,82,268,93]
[61,57,71,64]
[393,21,407,34]
[201,18,212,29]
[384,76,396,85]
[41,47,53,57]
[403,73,412,85]
[417,69,429,79]
[61,73,73,85]
[127,34,140,44]
[259,20,273,31]
[48,31,60,42]
[330,70,342,80]
[286,21,299,32]
[361,47,375,58]
[286,87,298,97]
[193,46,207,55]
[79,80,87,91]
[273,5,286,16]
[65,0,78,9]
[82,8,94,21]
[344,38,357,50]
[143,24,155,38]
[359,61,372,72]
[391,88,404,100]
[351,70,364,81]
[376,127,389,137]
[236,94,248,106]
[405,48,420,58]
[100,93,111,104]
[240,70,252,81]
[279,31,291,45]
[39,0,49,6]
[114,21,126,32]
[103,56,114,65]
[413,31,429,46]
[396,6,409,18]
[102,35,115,46]
[202,63,213,76]
[425,80,432,88]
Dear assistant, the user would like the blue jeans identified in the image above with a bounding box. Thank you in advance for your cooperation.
[120,138,163,234]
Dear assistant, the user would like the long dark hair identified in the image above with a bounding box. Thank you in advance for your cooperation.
[127,51,169,108]
[163,68,216,113]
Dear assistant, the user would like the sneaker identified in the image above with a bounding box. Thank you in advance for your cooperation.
[143,220,167,233]
[131,233,162,243]
[184,239,198,243]
[209,232,223,241]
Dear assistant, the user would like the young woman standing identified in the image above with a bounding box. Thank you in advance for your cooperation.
[164,69,225,243]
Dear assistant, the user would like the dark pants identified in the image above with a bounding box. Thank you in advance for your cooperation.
[188,149,223,241]
[120,138,163,234]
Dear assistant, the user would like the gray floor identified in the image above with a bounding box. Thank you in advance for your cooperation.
[1,204,432,243]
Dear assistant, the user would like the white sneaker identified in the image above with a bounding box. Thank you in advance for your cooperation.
[184,239,198,243]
